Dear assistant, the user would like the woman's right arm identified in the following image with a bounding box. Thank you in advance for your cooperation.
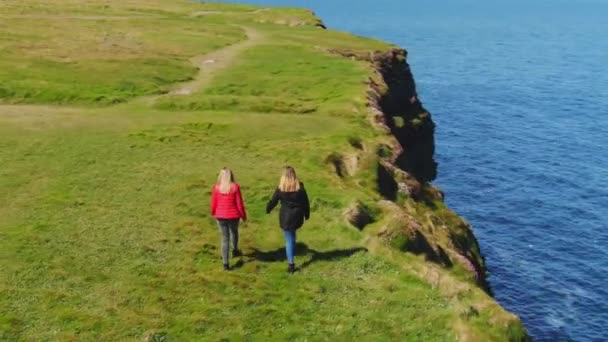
[266,189,280,214]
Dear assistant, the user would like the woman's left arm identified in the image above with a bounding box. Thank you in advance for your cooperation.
[235,184,247,221]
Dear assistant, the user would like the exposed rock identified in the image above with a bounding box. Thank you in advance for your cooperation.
[326,152,347,178]
[347,136,364,150]
[343,201,374,230]
[377,161,398,201]
[377,216,452,268]
[328,48,437,182]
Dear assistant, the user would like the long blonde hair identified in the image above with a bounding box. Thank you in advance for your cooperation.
[278,166,300,192]
[217,167,235,194]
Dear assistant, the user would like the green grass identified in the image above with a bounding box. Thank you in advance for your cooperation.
[157,44,369,114]
[0,0,527,340]
[0,17,245,104]
[0,57,195,105]
[0,109,457,340]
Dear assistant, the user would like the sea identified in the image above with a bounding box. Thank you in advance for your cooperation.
[214,0,608,340]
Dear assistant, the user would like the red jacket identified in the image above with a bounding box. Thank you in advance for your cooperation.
[210,183,247,220]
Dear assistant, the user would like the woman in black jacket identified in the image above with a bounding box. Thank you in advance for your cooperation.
[266,166,310,273]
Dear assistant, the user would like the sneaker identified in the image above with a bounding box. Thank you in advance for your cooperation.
[223,263,230,271]
[288,263,295,274]
[232,249,242,257]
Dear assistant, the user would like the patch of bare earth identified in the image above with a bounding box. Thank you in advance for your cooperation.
[168,26,264,96]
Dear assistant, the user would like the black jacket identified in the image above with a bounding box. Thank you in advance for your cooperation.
[266,183,310,231]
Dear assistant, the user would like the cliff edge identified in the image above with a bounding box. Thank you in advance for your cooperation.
[329,46,530,340]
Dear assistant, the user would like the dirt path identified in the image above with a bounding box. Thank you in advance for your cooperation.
[0,25,264,115]
[189,11,224,17]
[168,26,264,96]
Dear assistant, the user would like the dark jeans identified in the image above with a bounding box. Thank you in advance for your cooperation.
[216,219,239,264]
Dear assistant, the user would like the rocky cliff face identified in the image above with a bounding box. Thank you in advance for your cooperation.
[373,48,437,184]
[332,47,492,292]
[372,49,495,293]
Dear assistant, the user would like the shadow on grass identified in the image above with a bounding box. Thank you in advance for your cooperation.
[231,259,245,270]
[246,243,367,270]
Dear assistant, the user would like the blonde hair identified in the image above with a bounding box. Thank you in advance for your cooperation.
[278,166,300,192]
[217,168,234,194]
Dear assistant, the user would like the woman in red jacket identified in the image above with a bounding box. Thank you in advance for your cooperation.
[210,168,247,270]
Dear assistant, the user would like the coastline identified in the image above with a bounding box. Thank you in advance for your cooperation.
[315,12,531,340]
[0,1,530,339]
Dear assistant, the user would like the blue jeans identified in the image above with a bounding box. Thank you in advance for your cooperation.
[283,230,296,264]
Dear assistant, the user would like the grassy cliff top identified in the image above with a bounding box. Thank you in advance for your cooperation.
[0,1,526,340]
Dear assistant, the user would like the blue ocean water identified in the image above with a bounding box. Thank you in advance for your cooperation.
[216,0,608,340]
